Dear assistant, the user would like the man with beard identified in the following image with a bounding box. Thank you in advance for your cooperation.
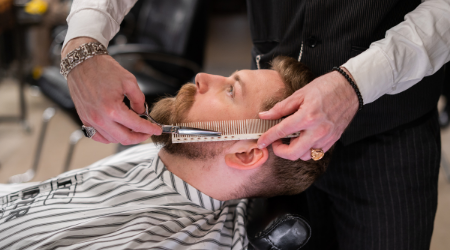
[0,57,329,250]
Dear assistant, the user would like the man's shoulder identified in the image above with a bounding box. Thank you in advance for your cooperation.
[60,143,161,177]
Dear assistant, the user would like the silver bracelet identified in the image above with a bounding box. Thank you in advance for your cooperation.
[60,42,109,80]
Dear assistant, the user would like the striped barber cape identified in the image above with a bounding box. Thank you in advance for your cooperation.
[0,143,248,249]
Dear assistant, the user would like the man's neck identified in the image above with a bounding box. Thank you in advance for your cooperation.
[158,149,240,201]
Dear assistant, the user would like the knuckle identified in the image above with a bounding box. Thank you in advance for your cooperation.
[287,153,299,161]
[287,155,297,161]
[105,107,119,120]
[300,156,310,161]
[124,74,138,86]
[315,125,331,138]
[89,113,102,126]
[128,74,137,83]
[303,114,316,126]
[272,101,286,111]
[275,128,287,139]
[120,138,133,146]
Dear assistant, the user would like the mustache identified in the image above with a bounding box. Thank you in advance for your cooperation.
[150,83,197,125]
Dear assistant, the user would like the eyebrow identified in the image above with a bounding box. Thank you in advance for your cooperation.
[232,71,246,97]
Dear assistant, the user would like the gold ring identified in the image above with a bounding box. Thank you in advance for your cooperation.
[311,148,324,161]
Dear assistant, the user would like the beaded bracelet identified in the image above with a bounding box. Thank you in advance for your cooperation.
[332,66,363,111]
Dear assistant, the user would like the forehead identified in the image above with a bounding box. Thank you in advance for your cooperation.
[237,69,282,85]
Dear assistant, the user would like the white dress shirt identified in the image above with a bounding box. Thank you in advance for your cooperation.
[63,0,450,104]
[0,143,248,249]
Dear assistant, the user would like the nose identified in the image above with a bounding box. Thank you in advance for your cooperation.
[195,73,226,94]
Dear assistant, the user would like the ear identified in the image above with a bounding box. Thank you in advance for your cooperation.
[225,140,269,170]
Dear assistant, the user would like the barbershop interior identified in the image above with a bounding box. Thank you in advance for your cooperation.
[0,0,450,249]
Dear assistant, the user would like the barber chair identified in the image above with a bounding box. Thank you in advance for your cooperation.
[247,193,311,250]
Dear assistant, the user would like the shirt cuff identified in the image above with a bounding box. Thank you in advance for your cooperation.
[63,9,119,51]
[342,46,394,104]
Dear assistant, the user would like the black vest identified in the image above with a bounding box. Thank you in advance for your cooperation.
[247,0,444,145]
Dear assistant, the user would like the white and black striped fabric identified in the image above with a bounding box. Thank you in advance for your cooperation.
[0,143,248,250]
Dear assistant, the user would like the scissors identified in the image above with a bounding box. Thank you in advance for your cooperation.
[138,102,222,137]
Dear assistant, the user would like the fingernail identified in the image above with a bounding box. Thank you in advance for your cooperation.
[258,143,266,149]
[259,111,268,115]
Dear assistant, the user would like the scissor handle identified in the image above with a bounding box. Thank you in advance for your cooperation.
[139,102,162,126]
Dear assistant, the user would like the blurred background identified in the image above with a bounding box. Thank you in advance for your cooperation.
[0,0,448,248]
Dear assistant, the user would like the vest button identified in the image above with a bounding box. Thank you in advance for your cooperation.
[306,36,321,48]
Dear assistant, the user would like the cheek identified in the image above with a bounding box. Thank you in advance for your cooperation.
[187,95,234,122]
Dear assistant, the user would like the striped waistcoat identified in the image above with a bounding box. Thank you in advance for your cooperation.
[246,0,444,145]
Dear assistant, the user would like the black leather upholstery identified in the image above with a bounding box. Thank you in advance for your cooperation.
[246,194,311,250]
[249,214,311,250]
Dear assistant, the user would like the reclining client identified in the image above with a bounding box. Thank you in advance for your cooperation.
[0,56,332,250]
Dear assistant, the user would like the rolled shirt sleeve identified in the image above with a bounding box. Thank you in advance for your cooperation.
[343,0,450,104]
[62,0,137,50]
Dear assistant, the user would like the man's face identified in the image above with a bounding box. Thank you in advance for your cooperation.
[150,69,286,159]
[187,69,285,122]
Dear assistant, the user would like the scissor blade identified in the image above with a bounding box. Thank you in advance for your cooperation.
[178,127,222,137]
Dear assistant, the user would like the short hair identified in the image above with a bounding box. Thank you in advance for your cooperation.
[243,56,332,198]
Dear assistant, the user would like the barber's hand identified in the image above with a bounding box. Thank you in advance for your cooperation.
[257,69,359,161]
[62,37,162,144]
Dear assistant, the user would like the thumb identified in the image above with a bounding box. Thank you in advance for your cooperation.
[259,94,303,120]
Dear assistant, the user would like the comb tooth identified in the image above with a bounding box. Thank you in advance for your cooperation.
[259,119,262,133]
[223,121,226,135]
[251,119,255,134]
[255,119,259,133]
[232,120,236,135]
[237,120,240,134]
[225,120,228,135]
[245,120,248,134]
[223,120,226,134]
[238,120,240,134]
